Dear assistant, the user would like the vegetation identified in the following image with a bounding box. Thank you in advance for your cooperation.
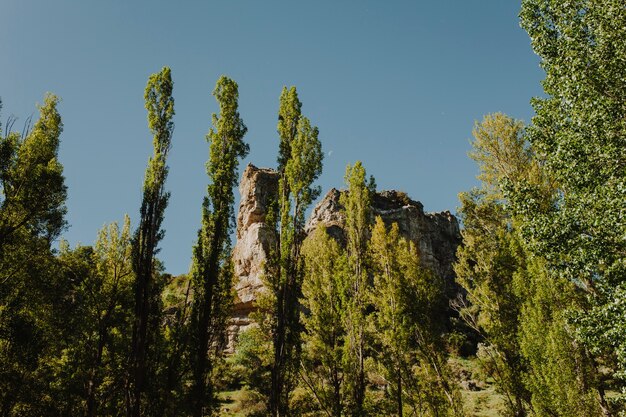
[1,1,625,415]
[188,75,249,417]
[129,66,175,417]
[264,86,324,416]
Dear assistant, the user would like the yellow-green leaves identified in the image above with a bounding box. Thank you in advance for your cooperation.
[277,86,302,171]
[469,114,530,196]
[285,116,322,209]
[0,93,67,243]
[188,75,248,414]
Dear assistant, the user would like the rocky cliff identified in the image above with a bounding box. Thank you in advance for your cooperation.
[228,164,279,348]
[228,164,462,348]
[306,188,461,288]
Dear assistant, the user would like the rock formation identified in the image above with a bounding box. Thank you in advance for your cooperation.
[228,164,279,348]
[228,163,462,348]
[306,188,461,289]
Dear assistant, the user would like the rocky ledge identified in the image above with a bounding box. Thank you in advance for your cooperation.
[227,164,461,350]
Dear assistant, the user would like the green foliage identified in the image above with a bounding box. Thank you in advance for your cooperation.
[457,112,612,416]
[230,326,273,398]
[519,0,626,410]
[370,217,461,417]
[455,115,533,416]
[300,226,349,416]
[516,257,603,417]
[455,189,530,416]
[263,86,323,416]
[55,218,135,416]
[85,218,134,415]
[285,116,322,212]
[339,162,372,416]
[129,66,175,417]
[277,86,302,171]
[0,95,69,416]
[0,94,67,245]
[188,75,249,416]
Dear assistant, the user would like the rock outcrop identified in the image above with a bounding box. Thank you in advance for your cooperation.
[228,164,461,348]
[307,189,461,288]
[228,164,279,348]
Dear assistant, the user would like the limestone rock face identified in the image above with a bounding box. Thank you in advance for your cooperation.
[229,164,461,349]
[307,189,461,289]
[228,164,279,349]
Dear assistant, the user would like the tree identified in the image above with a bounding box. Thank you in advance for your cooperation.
[188,75,249,417]
[83,217,134,416]
[0,94,67,248]
[454,114,534,416]
[339,161,372,416]
[264,86,323,416]
[456,113,610,416]
[370,217,460,417]
[519,1,626,401]
[51,217,135,416]
[300,225,348,416]
[454,189,530,417]
[516,256,605,417]
[369,218,413,417]
[277,86,302,172]
[0,94,68,415]
[129,66,175,417]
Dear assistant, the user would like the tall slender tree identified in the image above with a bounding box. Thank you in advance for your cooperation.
[188,75,249,417]
[454,115,535,417]
[265,86,323,416]
[369,219,410,417]
[370,217,459,416]
[128,67,175,417]
[0,94,67,248]
[300,225,348,416]
[340,161,372,416]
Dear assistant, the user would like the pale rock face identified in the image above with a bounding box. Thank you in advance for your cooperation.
[227,164,279,350]
[307,189,461,290]
[228,164,461,350]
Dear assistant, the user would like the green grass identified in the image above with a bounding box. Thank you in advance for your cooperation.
[217,390,246,417]
[218,356,507,416]
[461,384,505,417]
[218,388,268,417]
[450,356,506,417]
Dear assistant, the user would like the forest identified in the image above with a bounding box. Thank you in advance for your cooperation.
[1,1,625,416]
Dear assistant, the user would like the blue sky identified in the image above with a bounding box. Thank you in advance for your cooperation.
[0,1,544,275]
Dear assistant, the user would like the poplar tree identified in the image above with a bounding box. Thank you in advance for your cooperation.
[454,115,535,416]
[456,113,608,416]
[340,161,372,416]
[370,217,460,417]
[0,94,67,247]
[454,191,529,417]
[51,217,134,416]
[519,0,626,402]
[188,75,248,417]
[370,219,411,417]
[265,86,323,416]
[129,67,174,417]
[300,226,348,416]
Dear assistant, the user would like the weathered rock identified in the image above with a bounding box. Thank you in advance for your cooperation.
[227,164,279,350]
[228,164,461,350]
[307,189,461,291]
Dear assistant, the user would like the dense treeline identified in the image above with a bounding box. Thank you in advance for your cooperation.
[1,1,625,416]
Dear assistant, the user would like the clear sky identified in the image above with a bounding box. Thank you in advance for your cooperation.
[0,1,544,275]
